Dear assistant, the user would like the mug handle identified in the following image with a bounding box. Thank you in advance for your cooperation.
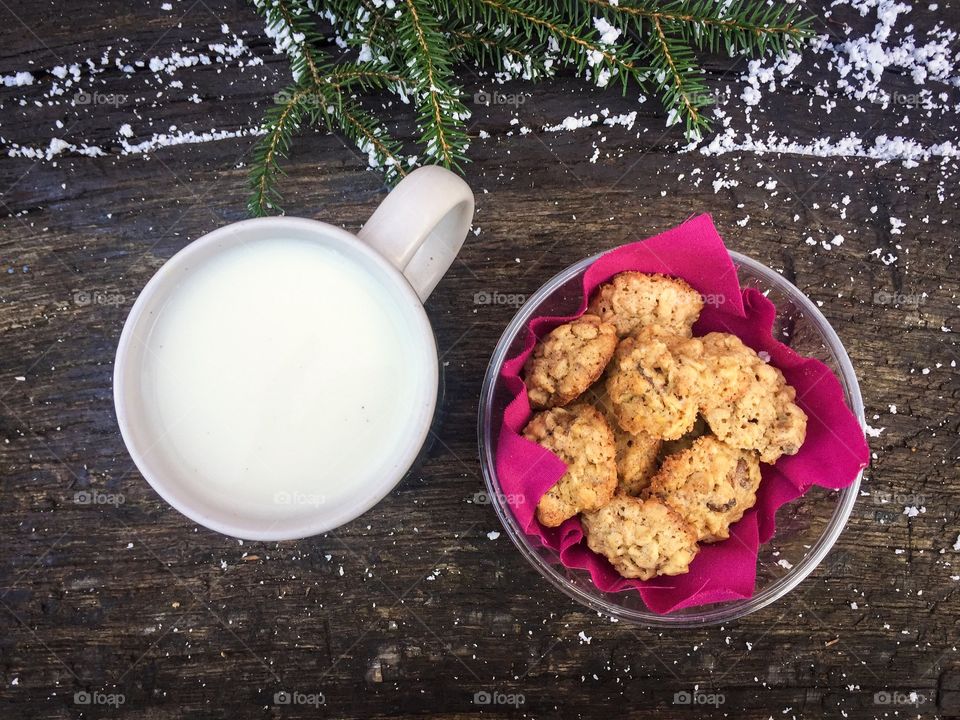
[357,166,475,301]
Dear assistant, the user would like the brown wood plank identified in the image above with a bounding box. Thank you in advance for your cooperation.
[1,1,958,718]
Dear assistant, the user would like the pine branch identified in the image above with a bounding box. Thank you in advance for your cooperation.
[257,0,330,85]
[446,0,650,92]
[335,101,409,183]
[324,0,401,61]
[248,84,317,217]
[560,0,811,138]
[647,16,710,139]
[579,0,813,55]
[396,0,470,168]
[246,0,816,215]
[323,64,405,91]
[249,0,408,214]
[447,29,554,79]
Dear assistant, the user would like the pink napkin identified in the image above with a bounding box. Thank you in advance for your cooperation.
[495,214,870,614]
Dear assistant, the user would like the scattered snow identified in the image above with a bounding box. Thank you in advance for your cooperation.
[2,0,956,189]
[593,17,622,46]
[544,114,599,132]
[602,111,637,130]
[702,131,959,164]
[2,71,34,87]
[0,26,262,163]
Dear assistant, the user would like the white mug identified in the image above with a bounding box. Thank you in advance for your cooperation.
[114,166,474,540]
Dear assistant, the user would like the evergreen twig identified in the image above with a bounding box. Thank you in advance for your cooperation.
[647,16,711,139]
[248,0,407,216]
[248,84,317,217]
[247,0,814,215]
[397,0,470,168]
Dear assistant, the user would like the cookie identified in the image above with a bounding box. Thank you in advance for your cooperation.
[524,315,618,409]
[658,414,710,460]
[522,403,618,527]
[581,495,699,580]
[690,333,808,463]
[605,325,702,440]
[588,384,662,495]
[588,271,704,338]
[648,436,762,543]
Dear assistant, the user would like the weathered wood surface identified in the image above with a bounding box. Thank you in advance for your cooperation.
[1,1,958,718]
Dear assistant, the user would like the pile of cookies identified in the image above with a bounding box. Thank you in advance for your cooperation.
[522,271,808,581]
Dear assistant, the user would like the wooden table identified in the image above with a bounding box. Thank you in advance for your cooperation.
[2,1,958,718]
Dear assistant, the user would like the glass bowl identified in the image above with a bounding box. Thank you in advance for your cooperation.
[477,250,866,627]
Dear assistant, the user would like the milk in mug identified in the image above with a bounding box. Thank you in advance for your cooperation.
[137,236,434,526]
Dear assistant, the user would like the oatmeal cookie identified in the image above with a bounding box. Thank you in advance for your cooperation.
[581,496,699,580]
[523,403,618,527]
[524,315,618,409]
[648,436,762,543]
[588,272,704,338]
[658,414,710,460]
[605,325,702,440]
[691,333,807,463]
[588,384,662,495]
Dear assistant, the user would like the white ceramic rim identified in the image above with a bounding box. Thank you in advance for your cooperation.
[478,249,866,626]
[114,216,439,541]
